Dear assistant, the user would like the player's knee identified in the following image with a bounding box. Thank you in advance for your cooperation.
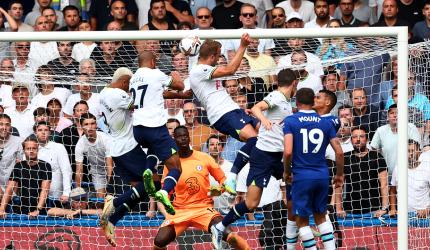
[245,200,259,211]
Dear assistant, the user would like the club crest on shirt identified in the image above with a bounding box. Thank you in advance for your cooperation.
[196,165,203,171]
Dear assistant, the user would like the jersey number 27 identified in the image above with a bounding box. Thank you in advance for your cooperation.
[130,85,148,108]
[300,128,323,153]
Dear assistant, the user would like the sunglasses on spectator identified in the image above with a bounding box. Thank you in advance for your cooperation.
[197,15,211,19]
[241,13,255,18]
[272,14,285,18]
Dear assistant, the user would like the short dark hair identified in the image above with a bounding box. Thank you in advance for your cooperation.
[8,0,23,10]
[177,21,192,30]
[62,5,79,15]
[0,114,11,123]
[296,88,315,106]
[319,89,337,111]
[72,100,89,113]
[33,107,51,117]
[47,98,62,108]
[337,104,352,116]
[206,134,223,148]
[79,112,96,125]
[173,125,188,135]
[33,121,50,132]
[322,69,339,83]
[150,0,165,9]
[22,136,38,149]
[392,85,398,95]
[167,118,180,125]
[351,125,369,137]
[388,104,397,113]
[41,6,55,14]
[277,69,297,87]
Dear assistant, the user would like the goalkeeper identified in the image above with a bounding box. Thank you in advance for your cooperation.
[149,126,249,250]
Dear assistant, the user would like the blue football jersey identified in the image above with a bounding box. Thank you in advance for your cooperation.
[321,114,341,132]
[283,110,337,180]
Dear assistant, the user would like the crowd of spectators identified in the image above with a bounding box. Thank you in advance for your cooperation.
[0,0,428,228]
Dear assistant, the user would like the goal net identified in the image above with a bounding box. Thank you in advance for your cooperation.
[0,28,426,249]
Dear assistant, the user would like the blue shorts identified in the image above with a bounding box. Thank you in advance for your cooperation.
[246,147,283,188]
[133,125,178,162]
[292,179,329,217]
[112,145,150,183]
[213,109,258,141]
[286,184,292,201]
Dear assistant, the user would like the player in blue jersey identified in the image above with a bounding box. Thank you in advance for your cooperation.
[283,88,344,250]
[210,69,298,249]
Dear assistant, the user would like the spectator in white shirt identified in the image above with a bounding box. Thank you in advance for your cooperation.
[0,58,15,108]
[13,42,39,97]
[326,117,354,161]
[5,86,34,138]
[63,74,100,118]
[291,50,322,93]
[304,0,332,28]
[390,140,430,218]
[72,21,97,62]
[78,59,97,77]
[0,114,23,197]
[75,113,113,198]
[226,3,275,59]
[30,65,72,109]
[276,0,316,23]
[34,121,72,207]
[29,16,60,67]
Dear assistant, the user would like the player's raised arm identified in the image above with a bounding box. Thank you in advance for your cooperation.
[251,101,271,130]
[169,71,185,91]
[329,137,344,188]
[211,33,252,79]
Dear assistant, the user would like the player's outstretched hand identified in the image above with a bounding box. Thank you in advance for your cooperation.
[333,174,344,188]
[336,209,347,218]
[240,33,252,48]
[208,185,223,197]
[170,71,182,80]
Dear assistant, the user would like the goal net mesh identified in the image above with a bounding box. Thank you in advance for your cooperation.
[0,33,427,249]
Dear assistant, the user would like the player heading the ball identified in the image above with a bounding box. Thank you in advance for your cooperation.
[283,88,344,250]
[130,51,185,216]
[189,33,258,195]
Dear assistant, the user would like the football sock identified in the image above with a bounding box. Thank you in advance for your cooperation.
[286,219,298,250]
[162,168,181,193]
[219,202,251,229]
[146,154,159,172]
[318,221,336,250]
[110,182,145,225]
[299,226,317,250]
[231,137,257,174]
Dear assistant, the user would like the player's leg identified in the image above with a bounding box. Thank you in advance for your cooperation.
[135,125,181,215]
[313,179,336,250]
[153,225,177,250]
[286,184,298,250]
[292,180,317,250]
[208,216,250,250]
[213,110,258,194]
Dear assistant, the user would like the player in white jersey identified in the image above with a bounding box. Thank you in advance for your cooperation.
[130,51,184,216]
[211,69,298,249]
[189,33,257,195]
[99,68,165,246]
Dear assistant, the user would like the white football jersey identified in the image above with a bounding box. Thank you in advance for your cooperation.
[75,131,112,174]
[189,64,239,124]
[99,87,138,157]
[256,90,293,152]
[129,67,172,127]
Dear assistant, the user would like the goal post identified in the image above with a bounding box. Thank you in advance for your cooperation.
[0,27,411,249]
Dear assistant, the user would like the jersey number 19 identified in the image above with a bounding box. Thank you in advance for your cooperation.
[300,128,323,153]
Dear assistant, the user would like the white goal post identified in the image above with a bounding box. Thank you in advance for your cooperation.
[0,27,409,249]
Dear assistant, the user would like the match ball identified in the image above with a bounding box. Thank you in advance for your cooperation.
[179,36,202,56]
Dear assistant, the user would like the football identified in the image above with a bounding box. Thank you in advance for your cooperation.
[178,36,202,56]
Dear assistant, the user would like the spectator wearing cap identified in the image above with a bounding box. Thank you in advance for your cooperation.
[25,0,64,28]
[89,0,138,31]
[0,137,51,218]
[226,3,275,59]
[47,187,102,219]
[0,114,24,196]
[5,85,35,138]
[212,0,243,29]
[276,0,315,23]
[58,5,80,31]
[371,104,421,179]
[304,0,332,29]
